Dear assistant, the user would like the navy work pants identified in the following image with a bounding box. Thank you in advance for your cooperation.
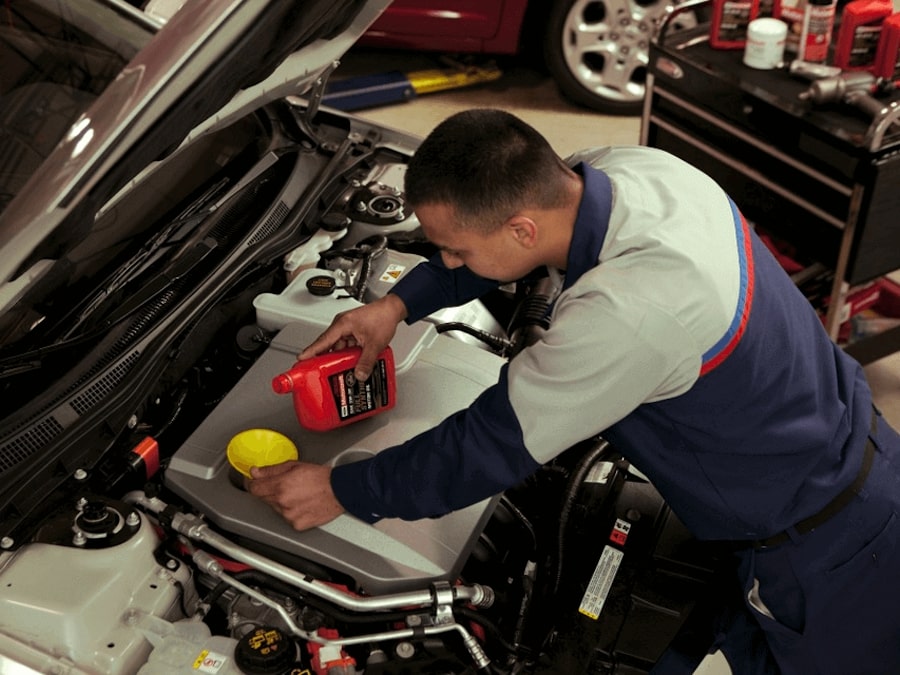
[722,409,900,674]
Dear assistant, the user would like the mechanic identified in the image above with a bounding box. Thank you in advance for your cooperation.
[248,108,900,674]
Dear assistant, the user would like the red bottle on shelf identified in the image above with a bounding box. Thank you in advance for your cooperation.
[873,12,900,80]
[711,0,758,48]
[833,0,893,69]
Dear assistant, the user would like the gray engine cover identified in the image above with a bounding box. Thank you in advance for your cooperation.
[165,320,504,594]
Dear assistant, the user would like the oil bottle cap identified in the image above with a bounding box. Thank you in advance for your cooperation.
[271,372,295,395]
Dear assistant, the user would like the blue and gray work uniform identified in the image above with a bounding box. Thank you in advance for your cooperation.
[331,146,900,674]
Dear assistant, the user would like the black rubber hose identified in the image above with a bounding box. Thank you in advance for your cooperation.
[435,322,513,354]
[351,235,387,301]
[202,579,232,614]
[320,234,388,302]
[453,607,525,659]
[551,438,613,596]
[505,276,556,356]
[498,496,537,554]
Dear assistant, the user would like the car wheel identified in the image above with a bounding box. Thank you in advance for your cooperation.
[543,0,697,114]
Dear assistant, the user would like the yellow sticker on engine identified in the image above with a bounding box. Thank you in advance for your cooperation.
[379,264,405,283]
[578,545,623,620]
[193,649,229,673]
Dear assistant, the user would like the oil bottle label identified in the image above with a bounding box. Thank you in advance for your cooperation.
[800,2,835,62]
[718,0,753,41]
[848,24,883,66]
[329,358,390,421]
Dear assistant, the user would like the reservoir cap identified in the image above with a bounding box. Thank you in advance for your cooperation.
[305,275,337,297]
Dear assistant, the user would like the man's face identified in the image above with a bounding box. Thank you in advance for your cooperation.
[415,202,534,282]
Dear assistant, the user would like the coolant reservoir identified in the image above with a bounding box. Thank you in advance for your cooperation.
[135,615,243,675]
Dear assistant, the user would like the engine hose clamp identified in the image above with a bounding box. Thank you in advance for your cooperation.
[430,581,456,625]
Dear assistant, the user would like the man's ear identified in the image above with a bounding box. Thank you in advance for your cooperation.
[504,215,538,248]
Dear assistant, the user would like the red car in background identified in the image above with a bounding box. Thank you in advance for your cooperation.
[359,0,697,115]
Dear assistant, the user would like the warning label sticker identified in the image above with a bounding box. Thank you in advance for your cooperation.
[193,649,229,673]
[609,517,631,546]
[379,264,405,283]
[578,545,624,620]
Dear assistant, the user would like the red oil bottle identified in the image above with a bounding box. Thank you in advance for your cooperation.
[833,0,893,69]
[874,12,900,80]
[272,347,396,432]
[711,0,758,48]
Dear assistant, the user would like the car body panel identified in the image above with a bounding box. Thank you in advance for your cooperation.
[359,0,529,53]
[357,0,698,114]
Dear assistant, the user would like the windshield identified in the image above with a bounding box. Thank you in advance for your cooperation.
[0,0,153,216]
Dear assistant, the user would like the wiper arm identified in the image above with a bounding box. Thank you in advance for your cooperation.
[67,176,233,337]
[0,237,218,380]
[98,236,218,327]
[66,212,209,336]
[77,151,281,329]
[0,329,103,379]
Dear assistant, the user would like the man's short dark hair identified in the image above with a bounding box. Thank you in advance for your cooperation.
[405,109,572,232]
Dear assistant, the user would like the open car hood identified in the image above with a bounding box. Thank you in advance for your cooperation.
[0,0,389,301]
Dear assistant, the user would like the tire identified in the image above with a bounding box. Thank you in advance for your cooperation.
[543,0,697,115]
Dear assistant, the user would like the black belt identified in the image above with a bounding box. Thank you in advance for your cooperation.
[753,411,878,550]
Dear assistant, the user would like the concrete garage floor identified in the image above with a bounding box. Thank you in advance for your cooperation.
[336,48,900,675]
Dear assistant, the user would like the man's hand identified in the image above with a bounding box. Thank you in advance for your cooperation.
[247,461,344,530]
[300,294,408,380]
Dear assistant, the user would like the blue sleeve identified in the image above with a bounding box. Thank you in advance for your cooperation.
[392,253,500,323]
[330,365,541,522]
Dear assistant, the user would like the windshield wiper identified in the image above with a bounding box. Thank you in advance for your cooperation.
[0,232,218,381]
[99,236,218,327]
